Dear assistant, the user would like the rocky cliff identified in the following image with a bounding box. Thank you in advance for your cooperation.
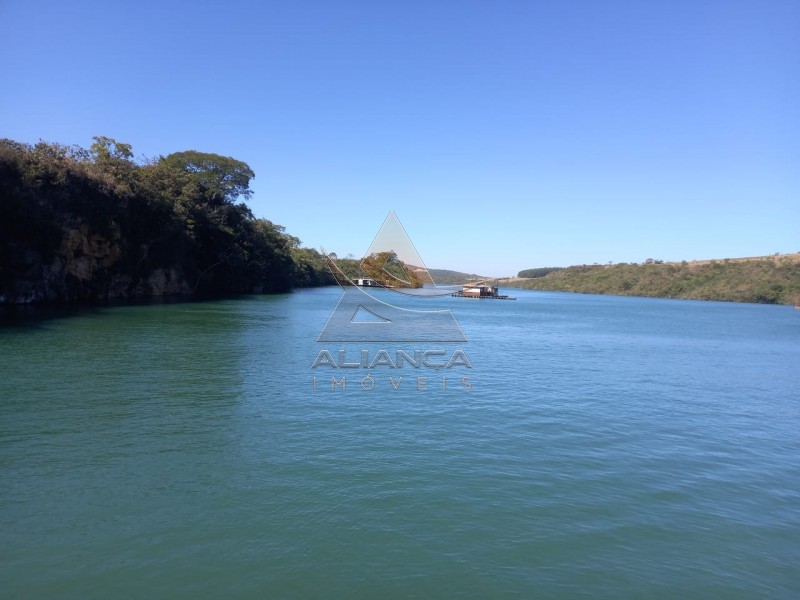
[1,220,194,304]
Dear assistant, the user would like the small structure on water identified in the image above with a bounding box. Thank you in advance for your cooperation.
[354,278,378,287]
[451,283,515,300]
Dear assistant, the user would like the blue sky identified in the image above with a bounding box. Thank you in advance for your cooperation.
[1,0,797,276]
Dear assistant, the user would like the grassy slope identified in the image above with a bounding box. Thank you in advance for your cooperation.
[504,254,800,305]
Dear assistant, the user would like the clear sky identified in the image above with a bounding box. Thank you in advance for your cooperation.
[1,0,798,276]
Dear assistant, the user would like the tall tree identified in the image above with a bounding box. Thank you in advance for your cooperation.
[159,151,254,205]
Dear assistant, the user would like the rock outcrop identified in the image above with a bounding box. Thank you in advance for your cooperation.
[0,222,192,304]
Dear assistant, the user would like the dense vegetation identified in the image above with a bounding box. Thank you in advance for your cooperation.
[509,258,800,305]
[0,137,333,303]
[517,267,563,278]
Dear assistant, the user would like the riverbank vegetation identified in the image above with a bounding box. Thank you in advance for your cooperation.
[509,255,800,305]
[0,137,334,303]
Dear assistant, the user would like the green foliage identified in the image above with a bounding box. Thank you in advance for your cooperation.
[90,136,133,163]
[334,257,363,280]
[0,137,333,302]
[517,267,563,278]
[159,150,255,205]
[510,259,800,305]
[291,247,336,287]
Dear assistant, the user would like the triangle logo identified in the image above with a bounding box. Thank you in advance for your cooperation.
[317,212,468,343]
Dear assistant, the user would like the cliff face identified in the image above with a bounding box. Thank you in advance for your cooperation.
[1,221,192,304]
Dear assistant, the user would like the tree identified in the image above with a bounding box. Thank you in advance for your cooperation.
[87,136,135,190]
[90,136,133,163]
[159,151,254,205]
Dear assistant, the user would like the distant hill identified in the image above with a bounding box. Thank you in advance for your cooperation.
[504,253,800,305]
[324,260,488,286]
[429,268,490,285]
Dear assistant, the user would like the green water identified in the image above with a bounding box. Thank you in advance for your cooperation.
[1,288,799,598]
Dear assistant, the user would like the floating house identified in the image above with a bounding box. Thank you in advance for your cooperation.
[452,283,515,300]
[354,278,378,287]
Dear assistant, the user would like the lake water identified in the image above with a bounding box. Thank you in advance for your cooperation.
[1,288,799,598]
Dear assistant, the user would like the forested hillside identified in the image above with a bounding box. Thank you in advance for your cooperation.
[0,137,333,303]
[509,256,800,305]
